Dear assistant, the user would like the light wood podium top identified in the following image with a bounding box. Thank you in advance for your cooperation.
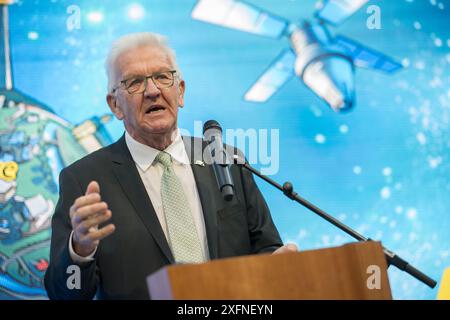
[148,241,392,300]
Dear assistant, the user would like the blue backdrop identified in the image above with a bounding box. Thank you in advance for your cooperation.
[1,0,449,299]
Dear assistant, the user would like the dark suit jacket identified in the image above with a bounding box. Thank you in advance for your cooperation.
[44,134,283,300]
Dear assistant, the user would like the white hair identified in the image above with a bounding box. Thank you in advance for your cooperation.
[105,32,183,93]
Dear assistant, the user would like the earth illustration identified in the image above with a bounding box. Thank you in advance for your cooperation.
[0,88,111,299]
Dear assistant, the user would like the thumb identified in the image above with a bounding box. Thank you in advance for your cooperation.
[85,180,100,196]
[272,243,298,255]
[285,243,298,252]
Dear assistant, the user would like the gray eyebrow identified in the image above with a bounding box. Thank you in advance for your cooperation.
[122,70,173,80]
[121,73,144,80]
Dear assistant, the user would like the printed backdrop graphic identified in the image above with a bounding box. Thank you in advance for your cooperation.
[0,0,449,299]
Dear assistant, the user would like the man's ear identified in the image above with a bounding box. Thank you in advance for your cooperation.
[177,80,185,108]
[107,93,124,120]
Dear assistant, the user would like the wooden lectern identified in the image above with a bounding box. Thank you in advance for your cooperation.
[147,241,392,299]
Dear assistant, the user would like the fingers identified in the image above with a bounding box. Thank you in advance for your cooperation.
[273,243,298,255]
[73,223,115,255]
[70,181,102,220]
[70,181,115,255]
[73,218,115,249]
[71,202,108,224]
[285,243,298,252]
[76,210,112,234]
[83,224,116,243]
[70,193,101,218]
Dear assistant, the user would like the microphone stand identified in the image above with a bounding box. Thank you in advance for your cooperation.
[234,157,437,289]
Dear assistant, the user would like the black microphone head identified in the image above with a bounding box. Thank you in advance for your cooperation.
[203,120,222,134]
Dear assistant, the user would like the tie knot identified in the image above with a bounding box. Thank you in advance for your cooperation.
[155,151,172,168]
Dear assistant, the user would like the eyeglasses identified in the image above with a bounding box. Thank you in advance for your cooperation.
[112,70,177,94]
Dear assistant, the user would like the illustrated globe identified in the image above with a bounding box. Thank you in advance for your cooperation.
[0,88,111,299]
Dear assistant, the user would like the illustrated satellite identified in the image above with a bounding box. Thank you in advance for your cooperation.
[0,0,112,299]
[191,0,403,112]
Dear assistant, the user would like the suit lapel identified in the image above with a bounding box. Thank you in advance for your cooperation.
[110,135,174,263]
[183,136,219,260]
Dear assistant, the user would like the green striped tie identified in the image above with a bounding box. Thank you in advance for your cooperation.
[155,151,205,264]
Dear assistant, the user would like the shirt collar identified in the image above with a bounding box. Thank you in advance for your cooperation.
[125,129,190,172]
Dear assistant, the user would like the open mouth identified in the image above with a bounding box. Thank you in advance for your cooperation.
[145,105,166,114]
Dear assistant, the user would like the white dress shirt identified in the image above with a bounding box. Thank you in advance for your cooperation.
[69,129,210,263]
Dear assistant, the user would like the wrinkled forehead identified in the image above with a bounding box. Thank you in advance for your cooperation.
[114,45,174,79]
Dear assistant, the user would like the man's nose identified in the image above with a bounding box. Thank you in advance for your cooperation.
[144,78,161,98]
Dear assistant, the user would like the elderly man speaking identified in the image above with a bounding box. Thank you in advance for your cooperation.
[44,32,296,300]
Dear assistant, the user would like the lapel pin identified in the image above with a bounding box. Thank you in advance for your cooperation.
[195,160,205,167]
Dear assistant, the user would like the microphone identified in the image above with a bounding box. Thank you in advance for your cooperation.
[203,120,235,201]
